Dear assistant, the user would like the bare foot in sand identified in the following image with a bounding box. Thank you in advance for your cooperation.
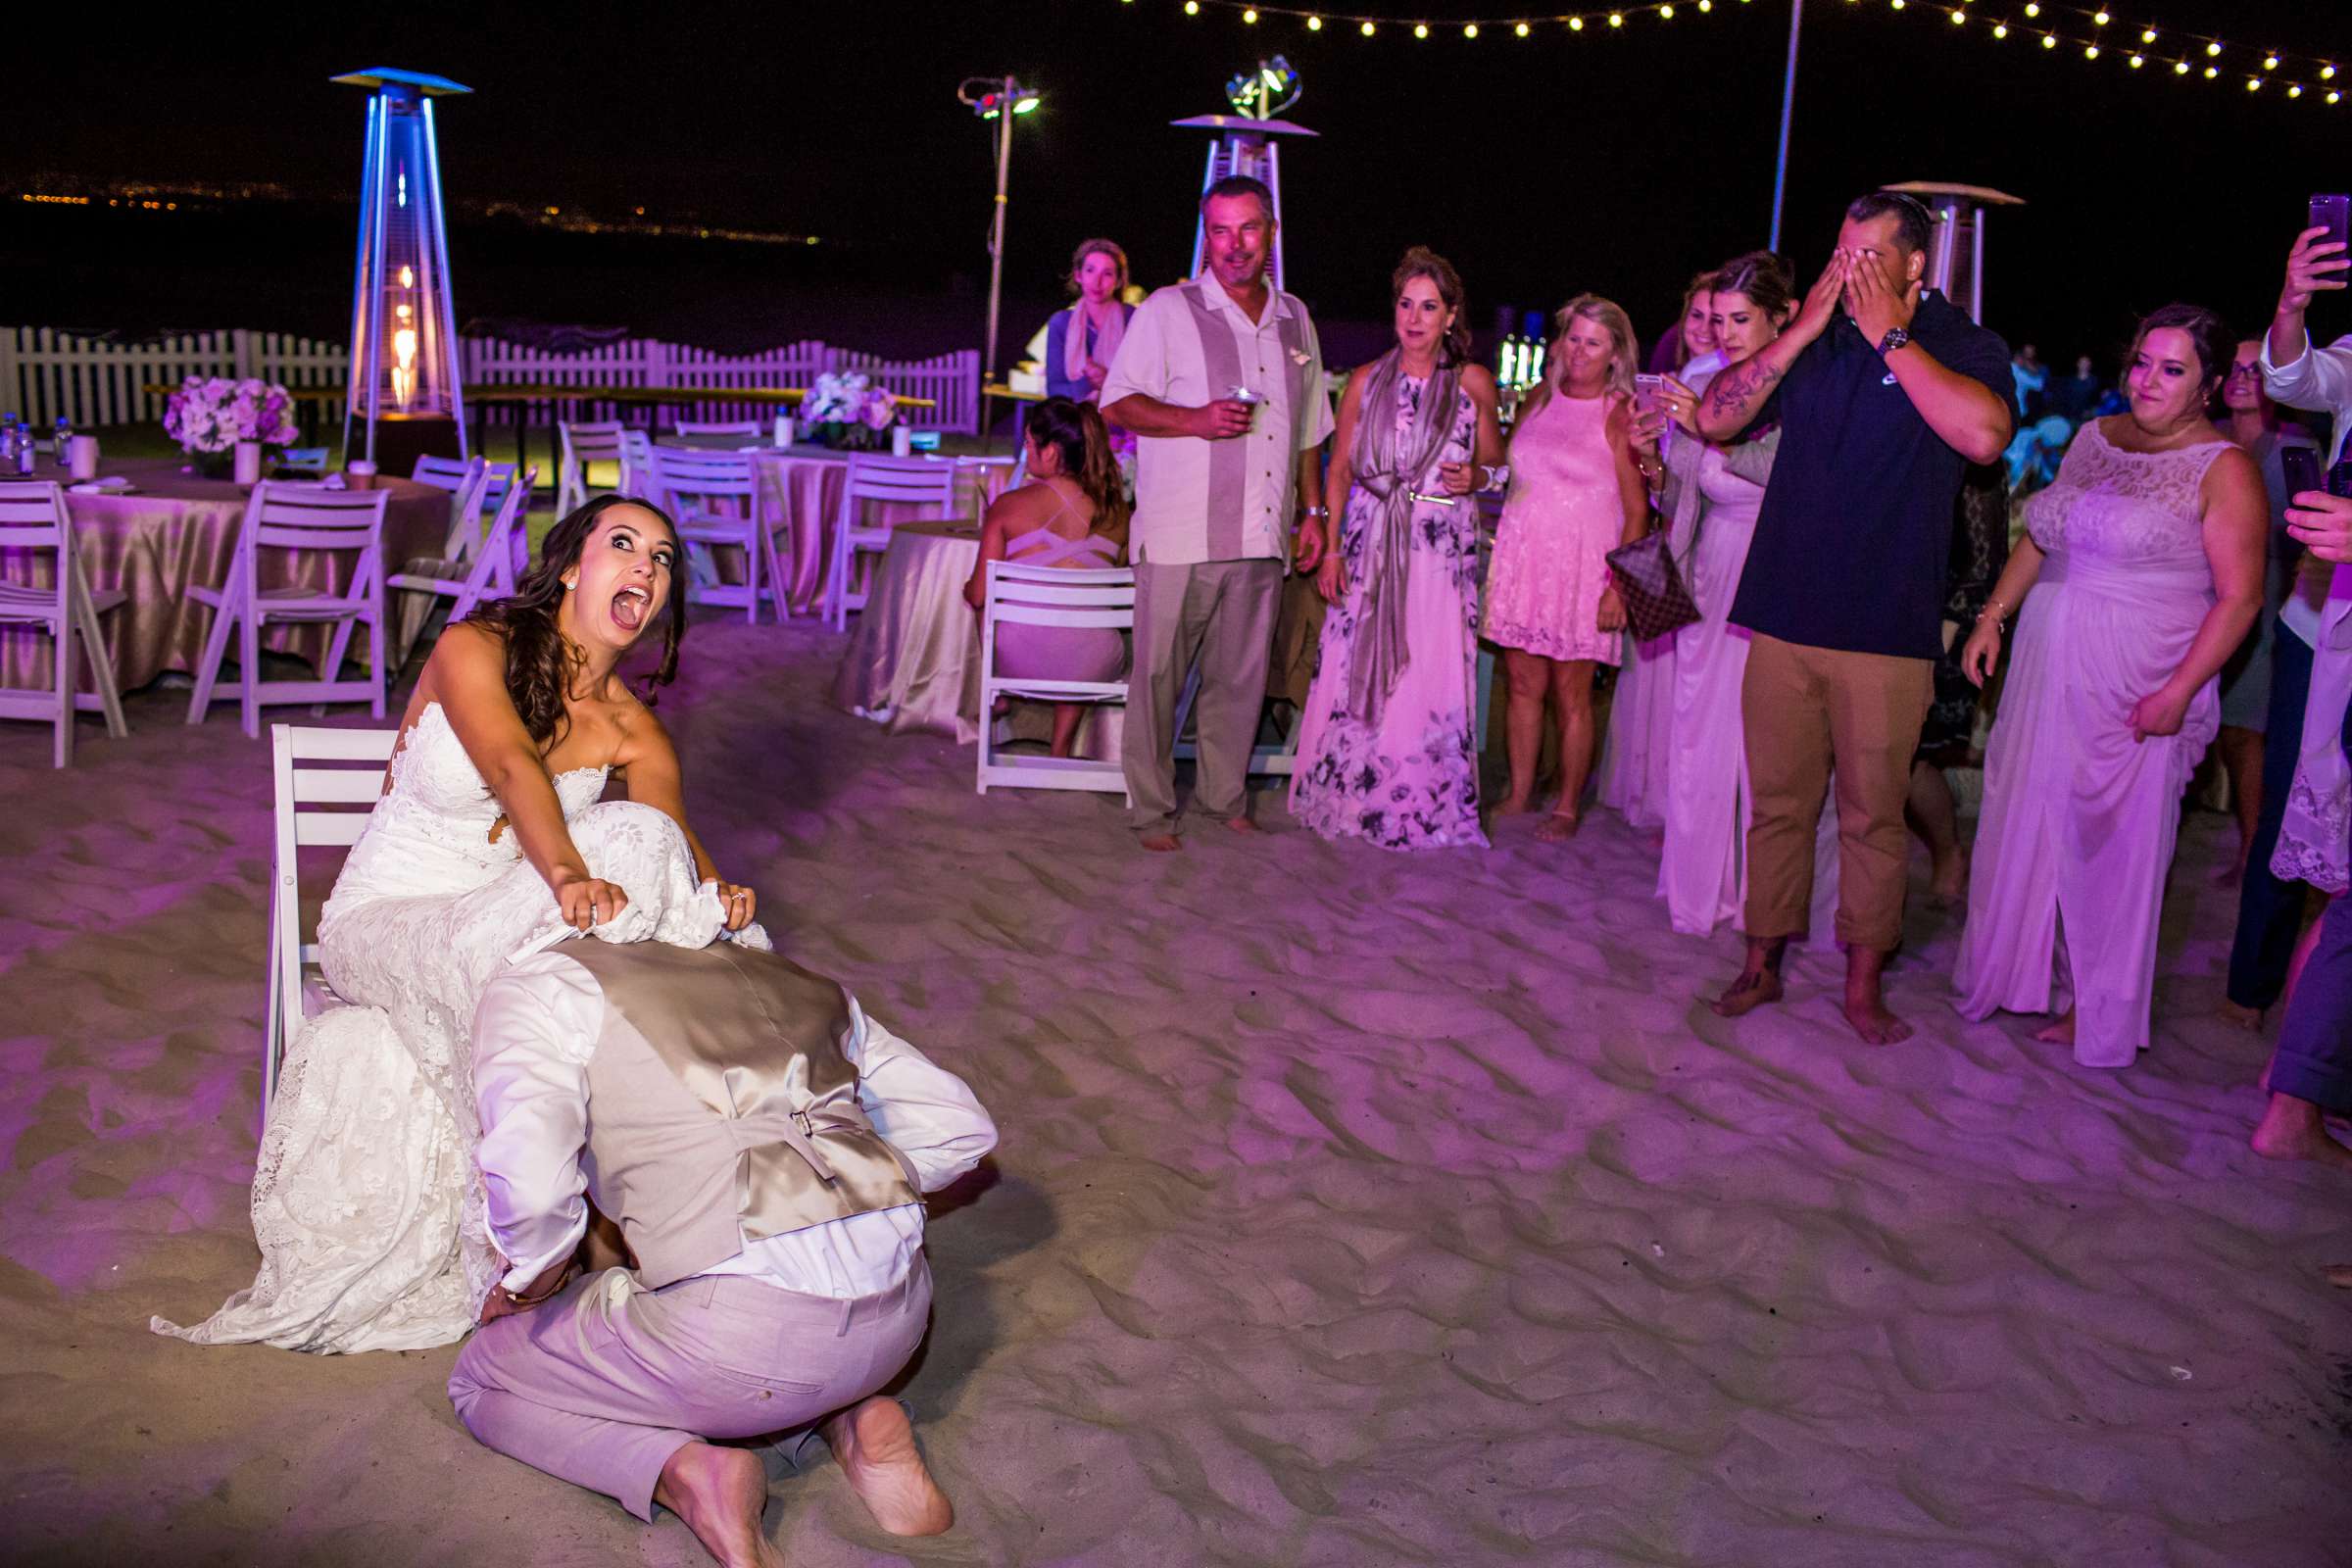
[2034,1009,2077,1047]
[2325,1263,2352,1288]
[1842,995,1915,1045]
[2252,1093,2352,1172]
[1711,969,1784,1017]
[1492,792,1534,817]
[822,1396,954,1537]
[1223,815,1262,836]
[1535,810,1581,844]
[1137,832,1182,854]
[653,1443,782,1568]
[2217,999,2265,1033]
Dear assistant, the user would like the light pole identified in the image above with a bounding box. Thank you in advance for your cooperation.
[957,75,1040,385]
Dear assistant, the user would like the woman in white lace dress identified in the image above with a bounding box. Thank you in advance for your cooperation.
[1954,306,2265,1068]
[156,495,761,1351]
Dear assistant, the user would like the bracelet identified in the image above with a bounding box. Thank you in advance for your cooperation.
[1301,506,1329,519]
[501,1262,577,1308]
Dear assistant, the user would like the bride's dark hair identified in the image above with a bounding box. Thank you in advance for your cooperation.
[461,494,687,749]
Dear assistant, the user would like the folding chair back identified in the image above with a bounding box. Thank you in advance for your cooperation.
[0,480,127,765]
[975,560,1134,799]
[824,453,966,631]
[265,722,399,1124]
[558,419,627,515]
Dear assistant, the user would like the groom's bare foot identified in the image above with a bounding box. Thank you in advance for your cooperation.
[1137,831,1182,854]
[653,1442,781,1568]
[1841,995,1916,1046]
[1223,815,1263,836]
[1711,969,1784,1017]
[2252,1093,2352,1172]
[822,1396,954,1537]
[2033,1008,2077,1047]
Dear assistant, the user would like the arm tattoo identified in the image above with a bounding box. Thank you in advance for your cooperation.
[1706,359,1784,423]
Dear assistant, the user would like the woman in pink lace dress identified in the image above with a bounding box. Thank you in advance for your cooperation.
[1292,249,1505,850]
[1482,295,1650,841]
[1954,306,2266,1067]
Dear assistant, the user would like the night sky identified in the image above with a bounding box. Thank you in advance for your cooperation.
[13,0,2351,367]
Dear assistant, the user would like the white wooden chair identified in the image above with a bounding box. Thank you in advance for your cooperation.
[388,464,539,633]
[557,419,627,515]
[264,722,398,1125]
[0,480,128,766]
[823,453,964,632]
[186,483,393,738]
[674,419,761,441]
[976,562,1133,799]
[647,447,783,623]
[618,429,655,499]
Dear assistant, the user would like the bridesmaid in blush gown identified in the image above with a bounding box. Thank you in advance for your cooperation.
[1291,248,1506,850]
[1954,305,2267,1068]
[1483,294,1651,842]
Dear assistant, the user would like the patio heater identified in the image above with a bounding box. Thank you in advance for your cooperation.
[1175,57,1316,291]
[335,67,469,472]
[1883,181,2027,325]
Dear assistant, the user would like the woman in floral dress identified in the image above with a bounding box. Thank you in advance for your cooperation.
[1291,248,1505,850]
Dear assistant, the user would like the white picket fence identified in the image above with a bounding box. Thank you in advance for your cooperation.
[0,327,984,433]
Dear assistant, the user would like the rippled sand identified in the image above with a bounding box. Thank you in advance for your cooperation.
[4,616,2349,1566]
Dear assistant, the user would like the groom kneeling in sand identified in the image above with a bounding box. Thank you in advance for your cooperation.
[447,932,997,1567]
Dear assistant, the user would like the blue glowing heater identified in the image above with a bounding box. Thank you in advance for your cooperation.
[334,67,470,465]
[1175,56,1316,293]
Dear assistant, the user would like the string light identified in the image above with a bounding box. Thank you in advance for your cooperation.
[1125,1,2352,112]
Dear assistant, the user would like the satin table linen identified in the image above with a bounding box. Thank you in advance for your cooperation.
[655,437,1011,616]
[0,457,447,693]
[829,520,1120,759]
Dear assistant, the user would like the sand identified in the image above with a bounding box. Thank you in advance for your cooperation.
[4,613,2351,1567]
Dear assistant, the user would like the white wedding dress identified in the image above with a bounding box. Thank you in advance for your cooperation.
[154,701,760,1353]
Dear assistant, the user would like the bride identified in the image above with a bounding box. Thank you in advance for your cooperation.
[156,494,760,1353]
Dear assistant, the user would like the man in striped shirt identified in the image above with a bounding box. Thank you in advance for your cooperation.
[1102,175,1335,852]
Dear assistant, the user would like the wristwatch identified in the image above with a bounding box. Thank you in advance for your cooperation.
[1876,326,1912,358]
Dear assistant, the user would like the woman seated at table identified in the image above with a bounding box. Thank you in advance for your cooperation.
[1042,239,1135,404]
[964,396,1130,758]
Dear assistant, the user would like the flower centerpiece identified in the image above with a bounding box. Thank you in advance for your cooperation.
[796,371,900,451]
[164,376,301,477]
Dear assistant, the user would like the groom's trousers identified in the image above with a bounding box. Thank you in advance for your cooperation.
[449,1257,932,1520]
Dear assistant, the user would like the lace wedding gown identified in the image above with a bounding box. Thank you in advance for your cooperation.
[154,701,759,1352]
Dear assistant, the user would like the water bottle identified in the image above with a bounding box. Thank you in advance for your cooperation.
[53,416,71,468]
[1,423,19,473]
[14,421,32,476]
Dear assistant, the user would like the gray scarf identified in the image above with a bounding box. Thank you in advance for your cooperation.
[1347,349,1462,725]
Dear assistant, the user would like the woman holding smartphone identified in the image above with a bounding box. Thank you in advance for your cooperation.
[1955,304,2267,1068]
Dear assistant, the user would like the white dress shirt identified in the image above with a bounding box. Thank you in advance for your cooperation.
[1100,272,1336,566]
[2258,327,2352,650]
[472,949,997,1298]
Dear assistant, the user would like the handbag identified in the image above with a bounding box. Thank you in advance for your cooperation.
[1604,529,1701,643]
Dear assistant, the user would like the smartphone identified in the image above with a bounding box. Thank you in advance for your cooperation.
[2330,458,2352,500]
[2313,194,2352,254]
[2282,444,2324,500]
[1633,372,1665,415]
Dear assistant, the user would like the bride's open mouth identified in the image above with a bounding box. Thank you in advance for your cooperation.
[612,585,652,632]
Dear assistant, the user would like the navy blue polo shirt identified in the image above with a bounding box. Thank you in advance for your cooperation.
[1730,290,2013,661]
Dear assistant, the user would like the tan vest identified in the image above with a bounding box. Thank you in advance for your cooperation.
[561,940,922,1290]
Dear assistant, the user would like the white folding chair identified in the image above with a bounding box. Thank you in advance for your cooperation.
[823,453,964,632]
[409,453,489,564]
[388,464,539,632]
[1173,666,1303,778]
[0,480,128,766]
[618,430,655,499]
[264,722,398,1125]
[186,483,394,738]
[647,447,783,623]
[557,419,627,515]
[976,562,1133,799]
[674,419,761,440]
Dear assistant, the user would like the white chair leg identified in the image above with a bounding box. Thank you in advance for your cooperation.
[52,610,73,768]
[825,527,849,633]
[186,583,239,724]
[70,564,127,739]
[368,609,387,720]
[239,607,263,740]
[742,529,760,626]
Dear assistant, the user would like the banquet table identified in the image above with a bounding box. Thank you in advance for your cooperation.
[828,518,1122,760]
[0,457,449,695]
[651,437,1014,616]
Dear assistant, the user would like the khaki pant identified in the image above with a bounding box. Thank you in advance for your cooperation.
[1122,558,1283,834]
[1740,632,1933,952]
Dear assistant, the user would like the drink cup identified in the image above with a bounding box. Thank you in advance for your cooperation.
[68,434,98,480]
[346,459,378,491]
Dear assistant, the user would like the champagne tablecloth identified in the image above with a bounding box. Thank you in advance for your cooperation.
[653,438,1013,615]
[828,519,1121,759]
[0,458,449,693]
